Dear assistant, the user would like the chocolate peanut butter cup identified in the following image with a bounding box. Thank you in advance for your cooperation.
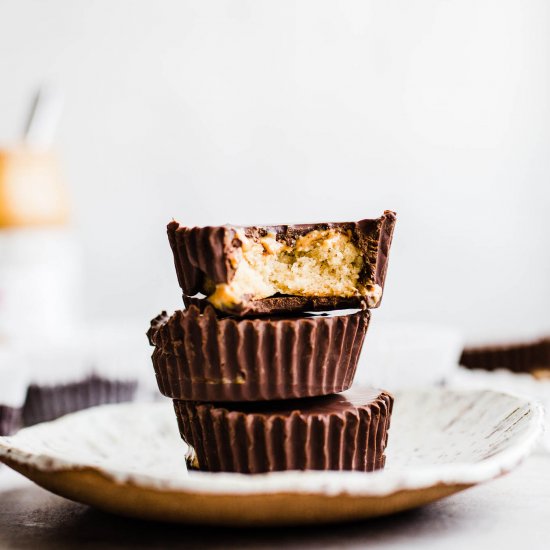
[148,305,370,402]
[460,337,550,377]
[167,211,396,316]
[22,375,138,426]
[174,388,393,474]
[0,405,22,436]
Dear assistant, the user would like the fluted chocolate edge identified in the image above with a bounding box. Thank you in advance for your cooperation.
[22,376,138,427]
[167,211,397,313]
[173,390,394,474]
[148,305,370,402]
[460,337,550,374]
[0,405,22,436]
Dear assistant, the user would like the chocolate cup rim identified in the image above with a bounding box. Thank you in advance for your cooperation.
[148,304,370,347]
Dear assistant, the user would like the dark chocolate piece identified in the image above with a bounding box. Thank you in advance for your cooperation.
[0,405,22,436]
[182,293,364,317]
[460,337,550,375]
[173,388,393,474]
[148,305,370,402]
[167,211,396,316]
[22,375,138,426]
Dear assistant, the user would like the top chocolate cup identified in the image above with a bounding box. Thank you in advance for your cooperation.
[167,211,396,316]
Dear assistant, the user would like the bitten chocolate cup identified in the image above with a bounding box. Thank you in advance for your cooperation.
[148,305,370,402]
[173,388,394,474]
[167,212,396,316]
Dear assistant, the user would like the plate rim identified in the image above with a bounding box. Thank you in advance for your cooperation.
[2,456,480,526]
[0,388,544,499]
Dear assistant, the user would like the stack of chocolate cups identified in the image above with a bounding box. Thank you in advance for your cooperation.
[147,211,397,474]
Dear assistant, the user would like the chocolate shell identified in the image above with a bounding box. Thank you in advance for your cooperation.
[173,388,393,474]
[22,375,138,426]
[167,211,396,316]
[0,405,22,436]
[181,293,364,317]
[148,305,370,402]
[460,337,550,375]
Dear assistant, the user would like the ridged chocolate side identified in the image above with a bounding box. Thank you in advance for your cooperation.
[167,211,397,315]
[460,338,550,374]
[167,222,235,300]
[22,376,138,426]
[148,306,370,402]
[173,389,394,474]
[0,405,22,436]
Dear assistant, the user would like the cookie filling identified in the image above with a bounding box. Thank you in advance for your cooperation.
[208,228,381,309]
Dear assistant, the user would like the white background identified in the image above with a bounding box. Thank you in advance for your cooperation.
[1,0,549,343]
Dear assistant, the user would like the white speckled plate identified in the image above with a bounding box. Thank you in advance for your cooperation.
[0,389,543,526]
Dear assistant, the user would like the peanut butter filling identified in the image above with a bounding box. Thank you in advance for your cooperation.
[207,228,381,309]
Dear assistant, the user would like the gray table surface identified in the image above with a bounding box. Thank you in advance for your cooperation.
[0,453,549,550]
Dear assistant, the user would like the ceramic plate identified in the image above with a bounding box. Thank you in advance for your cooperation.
[0,388,543,526]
